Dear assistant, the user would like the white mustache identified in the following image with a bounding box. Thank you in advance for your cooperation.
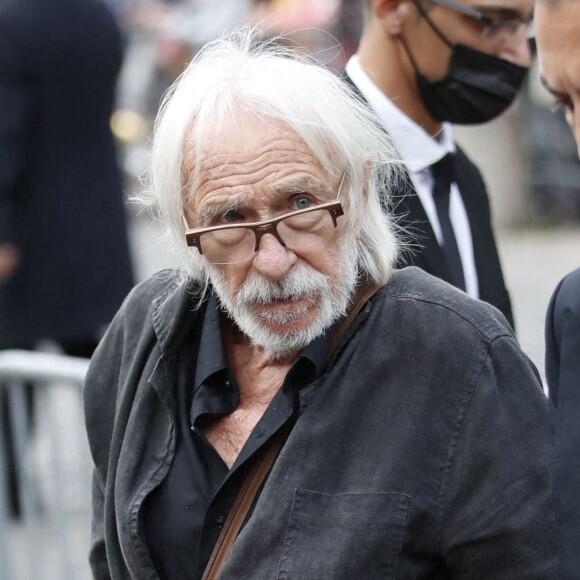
[233,266,330,307]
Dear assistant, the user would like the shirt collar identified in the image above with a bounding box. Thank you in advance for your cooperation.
[190,289,335,429]
[194,292,229,390]
[345,55,456,173]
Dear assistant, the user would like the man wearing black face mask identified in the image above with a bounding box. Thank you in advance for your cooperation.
[346,0,533,328]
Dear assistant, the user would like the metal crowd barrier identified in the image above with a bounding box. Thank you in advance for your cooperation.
[0,350,92,580]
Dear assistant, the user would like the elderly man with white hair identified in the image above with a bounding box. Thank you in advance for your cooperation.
[83,29,556,580]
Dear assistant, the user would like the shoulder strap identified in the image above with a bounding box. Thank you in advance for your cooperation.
[201,278,383,580]
[201,421,291,580]
[326,278,382,360]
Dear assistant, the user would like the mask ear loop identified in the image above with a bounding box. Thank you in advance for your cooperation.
[411,0,454,48]
[398,33,422,74]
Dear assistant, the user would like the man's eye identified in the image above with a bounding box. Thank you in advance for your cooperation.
[220,209,243,223]
[292,196,313,210]
[488,18,520,32]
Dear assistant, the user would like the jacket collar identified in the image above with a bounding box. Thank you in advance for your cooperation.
[151,272,205,353]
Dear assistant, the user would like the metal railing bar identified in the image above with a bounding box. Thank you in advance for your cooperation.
[0,351,89,384]
[0,391,12,580]
[9,382,42,579]
[0,351,91,580]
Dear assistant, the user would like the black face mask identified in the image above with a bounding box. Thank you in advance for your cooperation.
[400,24,528,125]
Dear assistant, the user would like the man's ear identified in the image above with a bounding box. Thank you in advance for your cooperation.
[371,0,416,36]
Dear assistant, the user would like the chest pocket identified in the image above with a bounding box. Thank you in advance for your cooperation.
[277,490,409,580]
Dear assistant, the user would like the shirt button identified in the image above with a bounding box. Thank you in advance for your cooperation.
[224,379,231,387]
[216,514,224,525]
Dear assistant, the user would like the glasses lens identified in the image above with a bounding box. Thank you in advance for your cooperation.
[278,208,338,254]
[199,227,255,265]
[197,206,341,265]
[483,18,526,42]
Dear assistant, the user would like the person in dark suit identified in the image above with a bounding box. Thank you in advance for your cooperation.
[0,0,134,515]
[535,0,580,576]
[0,0,134,354]
[345,0,534,328]
[544,268,580,578]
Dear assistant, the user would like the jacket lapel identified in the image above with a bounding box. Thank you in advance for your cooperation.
[453,149,487,271]
[392,172,454,285]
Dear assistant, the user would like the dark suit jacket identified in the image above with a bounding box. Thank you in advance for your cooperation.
[0,0,134,347]
[392,148,513,327]
[545,267,580,579]
[344,74,513,327]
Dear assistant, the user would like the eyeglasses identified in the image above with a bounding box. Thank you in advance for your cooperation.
[429,0,533,42]
[184,177,347,265]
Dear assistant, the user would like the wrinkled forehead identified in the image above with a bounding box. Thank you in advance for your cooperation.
[183,115,314,173]
[181,114,337,211]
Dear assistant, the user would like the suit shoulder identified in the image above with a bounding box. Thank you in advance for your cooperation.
[558,267,580,295]
[381,266,513,341]
[454,145,480,174]
[454,146,487,189]
[552,267,580,317]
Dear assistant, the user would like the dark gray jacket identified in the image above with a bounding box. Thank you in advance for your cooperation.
[84,267,557,579]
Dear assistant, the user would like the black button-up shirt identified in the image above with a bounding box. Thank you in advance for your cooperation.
[142,293,332,579]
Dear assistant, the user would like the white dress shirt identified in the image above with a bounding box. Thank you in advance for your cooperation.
[346,56,479,299]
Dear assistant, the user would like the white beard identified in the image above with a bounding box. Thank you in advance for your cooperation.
[207,236,359,360]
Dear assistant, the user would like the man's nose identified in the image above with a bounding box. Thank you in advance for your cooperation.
[252,233,297,280]
[497,27,532,68]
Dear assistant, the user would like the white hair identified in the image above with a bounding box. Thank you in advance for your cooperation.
[143,27,403,291]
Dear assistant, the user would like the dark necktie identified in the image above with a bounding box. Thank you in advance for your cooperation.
[431,154,466,291]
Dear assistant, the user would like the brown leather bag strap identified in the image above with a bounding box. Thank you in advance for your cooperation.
[201,279,382,580]
[201,421,292,580]
[326,278,382,362]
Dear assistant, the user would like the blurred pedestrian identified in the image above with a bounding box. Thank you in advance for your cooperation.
[346,0,534,328]
[535,0,580,577]
[0,0,134,515]
[0,0,134,355]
